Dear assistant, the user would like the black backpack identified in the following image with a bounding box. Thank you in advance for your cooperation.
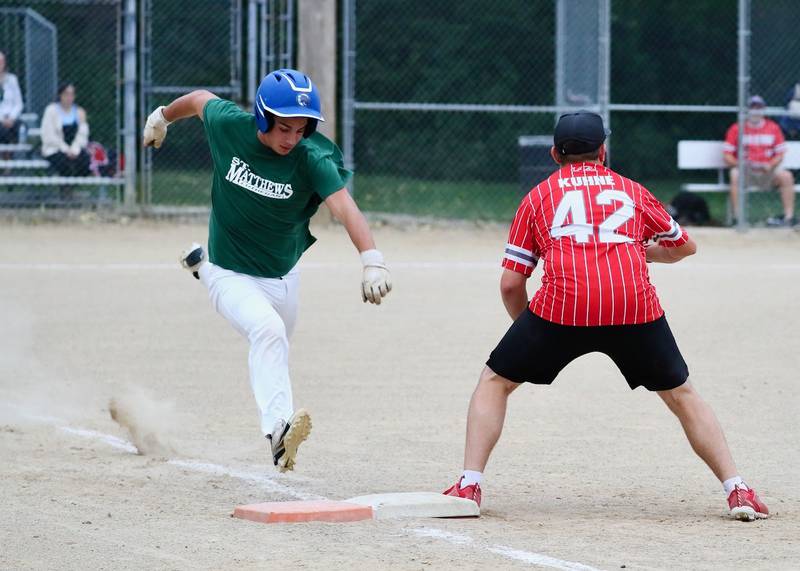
[668,191,710,226]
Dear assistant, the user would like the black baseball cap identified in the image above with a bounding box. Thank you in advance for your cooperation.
[553,111,611,155]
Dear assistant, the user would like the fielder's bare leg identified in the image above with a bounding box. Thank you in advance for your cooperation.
[658,381,737,482]
[774,169,796,220]
[463,366,521,472]
[729,167,740,222]
[657,381,768,521]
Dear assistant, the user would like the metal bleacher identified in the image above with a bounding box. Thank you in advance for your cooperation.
[0,112,123,208]
[0,158,51,169]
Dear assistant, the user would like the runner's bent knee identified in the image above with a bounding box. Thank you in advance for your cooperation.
[248,310,288,345]
[211,277,287,342]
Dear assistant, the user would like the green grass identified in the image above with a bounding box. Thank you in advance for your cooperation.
[353,174,735,223]
[150,169,523,219]
[352,175,522,221]
[151,168,212,206]
[149,169,783,225]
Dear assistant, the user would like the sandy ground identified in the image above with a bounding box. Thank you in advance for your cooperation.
[0,220,798,570]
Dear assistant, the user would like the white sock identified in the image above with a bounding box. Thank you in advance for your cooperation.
[723,476,747,495]
[460,470,483,488]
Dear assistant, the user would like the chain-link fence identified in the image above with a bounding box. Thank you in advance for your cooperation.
[748,0,800,225]
[141,0,299,209]
[0,0,797,226]
[140,0,241,208]
[0,0,122,208]
[345,0,800,226]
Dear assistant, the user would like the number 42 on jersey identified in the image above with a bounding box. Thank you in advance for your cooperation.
[550,190,635,244]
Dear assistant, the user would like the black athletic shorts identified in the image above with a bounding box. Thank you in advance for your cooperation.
[486,309,689,391]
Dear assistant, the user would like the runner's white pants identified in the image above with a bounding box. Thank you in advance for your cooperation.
[198,262,298,436]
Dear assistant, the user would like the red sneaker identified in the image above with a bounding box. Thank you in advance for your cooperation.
[727,485,769,521]
[443,477,482,507]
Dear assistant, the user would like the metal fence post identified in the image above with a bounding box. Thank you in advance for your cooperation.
[736,0,750,231]
[247,0,257,106]
[554,0,565,121]
[341,0,356,191]
[232,0,243,100]
[123,0,137,209]
[298,0,336,140]
[599,0,611,161]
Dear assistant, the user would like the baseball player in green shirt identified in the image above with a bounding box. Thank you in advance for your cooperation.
[143,69,391,472]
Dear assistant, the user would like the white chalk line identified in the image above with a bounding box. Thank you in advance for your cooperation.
[57,429,320,501]
[168,459,324,501]
[408,526,474,545]
[1,261,799,272]
[488,545,603,571]
[59,426,139,454]
[11,405,602,570]
[0,261,496,271]
[4,404,320,499]
[406,527,603,571]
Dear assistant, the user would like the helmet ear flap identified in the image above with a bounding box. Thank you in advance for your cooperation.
[303,118,318,138]
[265,112,275,133]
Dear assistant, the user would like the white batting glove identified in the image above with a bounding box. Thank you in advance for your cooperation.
[360,249,392,305]
[143,106,171,148]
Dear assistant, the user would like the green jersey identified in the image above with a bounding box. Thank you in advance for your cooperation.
[202,98,351,278]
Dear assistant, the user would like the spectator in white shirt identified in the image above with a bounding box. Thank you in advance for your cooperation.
[0,50,24,144]
[40,82,90,176]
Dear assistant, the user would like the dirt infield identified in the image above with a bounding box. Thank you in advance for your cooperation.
[1,221,798,570]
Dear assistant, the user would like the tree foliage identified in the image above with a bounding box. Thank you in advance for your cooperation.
[355,0,745,181]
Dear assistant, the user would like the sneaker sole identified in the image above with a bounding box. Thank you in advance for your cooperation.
[730,506,769,521]
[276,409,312,473]
[179,244,205,276]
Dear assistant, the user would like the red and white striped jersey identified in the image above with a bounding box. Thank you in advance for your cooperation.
[723,119,787,166]
[502,162,689,326]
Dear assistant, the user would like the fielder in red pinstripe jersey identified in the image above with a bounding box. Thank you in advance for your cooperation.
[444,112,769,522]
[503,160,688,326]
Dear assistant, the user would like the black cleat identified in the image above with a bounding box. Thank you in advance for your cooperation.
[179,242,206,279]
[267,409,312,473]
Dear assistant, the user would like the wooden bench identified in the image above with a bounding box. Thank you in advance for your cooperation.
[678,140,800,192]
[677,140,800,221]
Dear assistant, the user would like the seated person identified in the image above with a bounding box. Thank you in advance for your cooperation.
[0,50,23,144]
[723,95,795,226]
[778,82,800,140]
[41,83,90,177]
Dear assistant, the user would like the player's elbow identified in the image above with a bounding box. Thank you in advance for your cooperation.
[673,239,697,261]
[500,270,527,298]
[500,281,524,300]
[190,90,219,116]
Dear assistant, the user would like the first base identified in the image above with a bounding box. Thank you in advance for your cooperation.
[233,500,373,524]
[345,492,480,520]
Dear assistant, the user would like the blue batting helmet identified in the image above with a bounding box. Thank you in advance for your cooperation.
[254,69,324,137]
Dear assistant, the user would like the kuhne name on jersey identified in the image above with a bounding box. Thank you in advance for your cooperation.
[225,157,294,199]
[558,175,615,188]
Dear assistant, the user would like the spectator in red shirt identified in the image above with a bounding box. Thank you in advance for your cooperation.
[442,111,769,522]
[724,95,795,226]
